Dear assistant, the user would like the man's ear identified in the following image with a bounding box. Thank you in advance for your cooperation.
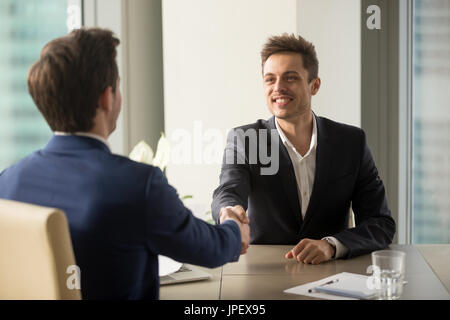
[97,86,113,112]
[310,78,321,95]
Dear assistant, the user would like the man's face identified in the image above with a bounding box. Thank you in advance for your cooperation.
[263,52,320,121]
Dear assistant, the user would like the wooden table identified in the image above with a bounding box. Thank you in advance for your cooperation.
[160,244,450,300]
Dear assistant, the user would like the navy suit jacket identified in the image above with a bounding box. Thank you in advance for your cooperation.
[212,115,396,258]
[0,135,241,299]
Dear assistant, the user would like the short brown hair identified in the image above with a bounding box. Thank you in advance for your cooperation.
[261,33,319,82]
[27,28,120,132]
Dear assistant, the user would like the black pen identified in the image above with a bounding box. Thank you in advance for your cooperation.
[308,278,339,293]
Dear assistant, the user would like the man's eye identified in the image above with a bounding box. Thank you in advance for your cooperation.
[286,76,298,81]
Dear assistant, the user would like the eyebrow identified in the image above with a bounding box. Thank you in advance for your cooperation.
[263,71,300,77]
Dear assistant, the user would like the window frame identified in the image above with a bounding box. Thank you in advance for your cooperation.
[361,0,413,244]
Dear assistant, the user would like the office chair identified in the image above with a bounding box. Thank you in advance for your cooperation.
[0,199,81,300]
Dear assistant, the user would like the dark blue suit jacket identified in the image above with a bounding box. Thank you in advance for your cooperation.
[212,115,396,258]
[0,135,241,299]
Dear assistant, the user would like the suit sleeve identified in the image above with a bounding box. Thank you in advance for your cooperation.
[333,131,396,258]
[211,129,252,224]
[144,168,241,268]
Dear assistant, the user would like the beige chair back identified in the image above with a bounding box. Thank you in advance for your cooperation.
[0,199,81,299]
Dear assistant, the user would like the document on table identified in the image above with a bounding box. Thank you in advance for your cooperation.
[284,272,377,300]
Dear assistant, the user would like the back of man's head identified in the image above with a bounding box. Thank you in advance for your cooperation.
[27,28,120,133]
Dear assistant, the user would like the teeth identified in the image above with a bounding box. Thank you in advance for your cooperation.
[275,98,289,103]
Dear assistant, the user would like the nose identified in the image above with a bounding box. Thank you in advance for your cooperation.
[273,78,287,94]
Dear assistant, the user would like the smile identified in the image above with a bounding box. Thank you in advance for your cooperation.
[272,96,293,106]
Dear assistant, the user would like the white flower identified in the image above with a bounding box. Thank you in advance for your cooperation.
[129,140,154,165]
[129,133,170,171]
[152,133,170,171]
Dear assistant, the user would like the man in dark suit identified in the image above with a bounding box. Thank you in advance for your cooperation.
[0,28,249,299]
[212,33,395,264]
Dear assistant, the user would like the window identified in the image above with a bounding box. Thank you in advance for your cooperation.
[412,0,450,243]
[0,0,70,171]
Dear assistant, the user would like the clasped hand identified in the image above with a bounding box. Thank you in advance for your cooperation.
[219,205,250,254]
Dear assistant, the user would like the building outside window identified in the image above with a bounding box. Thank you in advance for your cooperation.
[412,0,450,243]
[0,0,68,171]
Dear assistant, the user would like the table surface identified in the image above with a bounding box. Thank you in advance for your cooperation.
[160,244,450,300]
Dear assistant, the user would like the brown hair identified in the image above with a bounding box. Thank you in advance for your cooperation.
[261,33,319,82]
[27,28,120,132]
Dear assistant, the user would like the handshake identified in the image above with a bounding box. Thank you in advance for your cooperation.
[218,205,250,255]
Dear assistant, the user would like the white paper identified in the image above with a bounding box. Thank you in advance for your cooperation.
[284,272,376,300]
[158,255,183,276]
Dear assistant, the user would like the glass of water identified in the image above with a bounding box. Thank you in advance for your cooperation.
[371,250,406,300]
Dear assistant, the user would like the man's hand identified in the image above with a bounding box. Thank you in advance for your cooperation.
[285,238,335,264]
[219,205,249,224]
[219,206,250,254]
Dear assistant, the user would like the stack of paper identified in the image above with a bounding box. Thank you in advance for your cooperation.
[284,272,377,300]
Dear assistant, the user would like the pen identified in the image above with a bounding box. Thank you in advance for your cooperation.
[308,278,339,293]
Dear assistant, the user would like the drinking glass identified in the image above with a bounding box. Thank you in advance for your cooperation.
[371,250,406,300]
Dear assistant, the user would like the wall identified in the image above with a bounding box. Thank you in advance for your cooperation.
[126,0,165,152]
[297,0,361,127]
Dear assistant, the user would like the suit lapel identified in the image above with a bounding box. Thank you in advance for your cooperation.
[300,116,332,234]
[267,117,303,225]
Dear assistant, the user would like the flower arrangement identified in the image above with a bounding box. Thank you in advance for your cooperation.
[129,133,170,171]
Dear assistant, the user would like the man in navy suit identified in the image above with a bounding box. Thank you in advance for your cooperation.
[212,34,395,264]
[0,28,249,299]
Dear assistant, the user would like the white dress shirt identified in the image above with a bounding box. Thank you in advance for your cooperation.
[54,131,111,152]
[275,115,348,259]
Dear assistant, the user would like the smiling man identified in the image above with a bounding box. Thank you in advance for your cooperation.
[212,33,396,264]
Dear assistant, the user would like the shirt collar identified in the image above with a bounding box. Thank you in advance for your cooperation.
[275,113,318,155]
[54,131,111,152]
